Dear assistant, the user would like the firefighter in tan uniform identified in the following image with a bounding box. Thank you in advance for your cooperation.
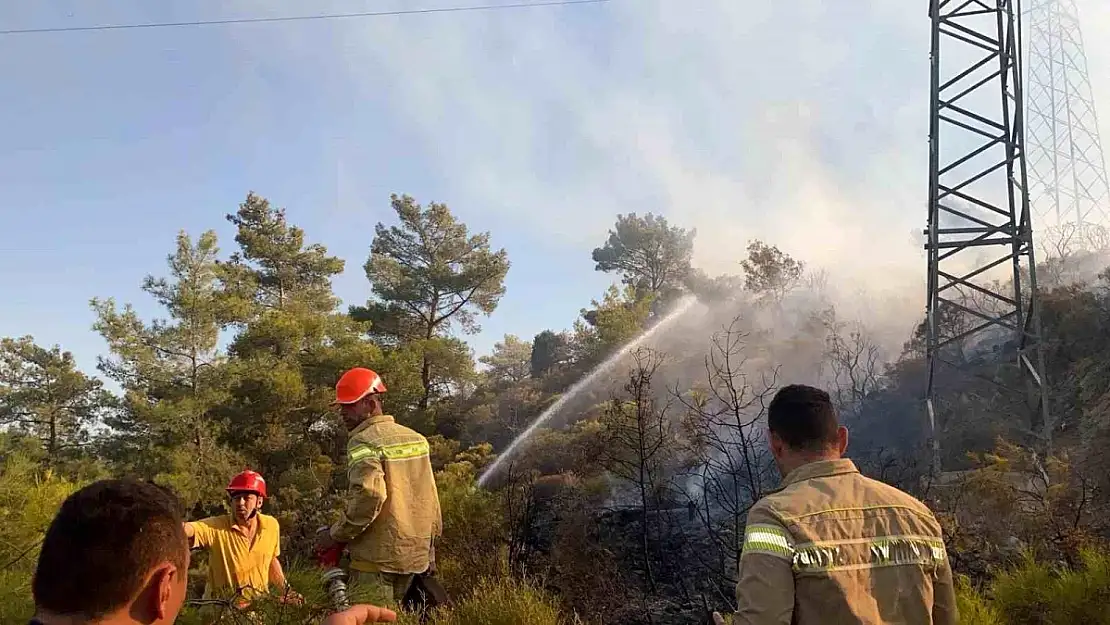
[316,367,443,608]
[714,385,958,625]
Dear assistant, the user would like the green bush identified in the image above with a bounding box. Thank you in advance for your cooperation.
[955,574,1003,625]
[174,566,572,625]
[990,549,1110,625]
[177,562,337,625]
[430,576,571,625]
[0,453,84,624]
[434,455,509,597]
[0,569,36,625]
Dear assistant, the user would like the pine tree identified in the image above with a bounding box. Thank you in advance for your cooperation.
[592,212,695,297]
[92,230,243,507]
[0,337,114,458]
[356,194,508,412]
[219,193,380,502]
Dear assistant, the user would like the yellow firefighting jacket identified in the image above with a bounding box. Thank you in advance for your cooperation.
[330,414,443,574]
[732,458,957,625]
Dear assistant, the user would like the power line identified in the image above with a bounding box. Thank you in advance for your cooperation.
[0,0,611,36]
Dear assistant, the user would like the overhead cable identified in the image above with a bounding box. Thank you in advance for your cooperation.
[0,0,611,36]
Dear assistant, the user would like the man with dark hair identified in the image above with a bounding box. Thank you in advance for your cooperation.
[714,384,958,625]
[766,384,841,452]
[30,478,398,625]
[31,479,190,625]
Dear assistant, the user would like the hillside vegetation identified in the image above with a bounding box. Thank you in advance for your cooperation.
[2,192,1109,623]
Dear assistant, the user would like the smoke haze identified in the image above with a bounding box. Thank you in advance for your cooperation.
[214,0,1110,357]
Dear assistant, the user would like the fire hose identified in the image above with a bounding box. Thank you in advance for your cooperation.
[313,528,449,620]
[314,527,351,612]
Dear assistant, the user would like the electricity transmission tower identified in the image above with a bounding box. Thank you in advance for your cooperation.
[925,0,1051,476]
[1025,0,1110,254]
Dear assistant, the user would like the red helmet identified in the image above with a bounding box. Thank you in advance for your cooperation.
[333,367,387,405]
[226,470,267,498]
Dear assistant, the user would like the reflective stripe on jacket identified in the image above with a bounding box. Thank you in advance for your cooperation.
[733,459,958,625]
[330,414,443,574]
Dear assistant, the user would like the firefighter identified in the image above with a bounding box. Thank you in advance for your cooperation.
[316,367,443,609]
[713,385,957,625]
[184,470,303,606]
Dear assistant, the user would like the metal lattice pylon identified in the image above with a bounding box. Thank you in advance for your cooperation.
[925,0,1052,477]
[1025,0,1110,254]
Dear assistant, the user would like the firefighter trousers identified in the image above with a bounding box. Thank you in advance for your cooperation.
[349,570,415,607]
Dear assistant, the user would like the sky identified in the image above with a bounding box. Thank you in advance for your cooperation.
[1,0,1109,381]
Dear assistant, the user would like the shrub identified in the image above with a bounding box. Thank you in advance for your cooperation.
[434,454,509,597]
[176,563,338,625]
[430,577,570,625]
[954,574,1003,625]
[174,566,572,625]
[0,569,36,624]
[0,453,84,623]
[990,548,1110,625]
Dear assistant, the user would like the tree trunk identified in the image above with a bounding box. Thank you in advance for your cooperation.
[419,311,436,411]
[48,413,57,458]
[419,353,432,411]
[639,475,658,594]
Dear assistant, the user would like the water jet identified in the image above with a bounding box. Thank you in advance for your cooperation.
[477,295,701,488]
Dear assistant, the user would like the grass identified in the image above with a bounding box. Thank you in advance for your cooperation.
[989,549,1110,625]
[8,549,1110,624]
[953,548,1110,625]
[427,577,572,625]
[173,564,573,625]
[0,570,35,624]
[954,574,1003,625]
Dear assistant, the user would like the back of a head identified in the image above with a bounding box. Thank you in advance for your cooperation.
[768,384,840,453]
[33,479,187,620]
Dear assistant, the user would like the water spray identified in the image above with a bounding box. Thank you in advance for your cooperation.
[478,295,700,487]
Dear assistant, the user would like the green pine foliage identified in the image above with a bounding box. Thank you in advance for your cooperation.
[0,450,85,623]
[6,195,1110,624]
[0,337,114,457]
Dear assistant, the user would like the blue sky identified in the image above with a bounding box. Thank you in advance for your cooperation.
[2,0,1109,379]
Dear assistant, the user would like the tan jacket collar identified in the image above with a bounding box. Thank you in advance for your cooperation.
[782,458,859,487]
[351,414,395,437]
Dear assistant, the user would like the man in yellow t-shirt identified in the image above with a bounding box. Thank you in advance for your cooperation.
[184,470,301,606]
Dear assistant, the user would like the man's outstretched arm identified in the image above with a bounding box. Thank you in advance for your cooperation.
[183,519,215,549]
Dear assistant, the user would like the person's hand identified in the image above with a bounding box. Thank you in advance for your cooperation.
[712,612,729,625]
[280,587,305,605]
[321,604,397,624]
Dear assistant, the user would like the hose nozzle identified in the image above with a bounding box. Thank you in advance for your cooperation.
[320,567,351,612]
